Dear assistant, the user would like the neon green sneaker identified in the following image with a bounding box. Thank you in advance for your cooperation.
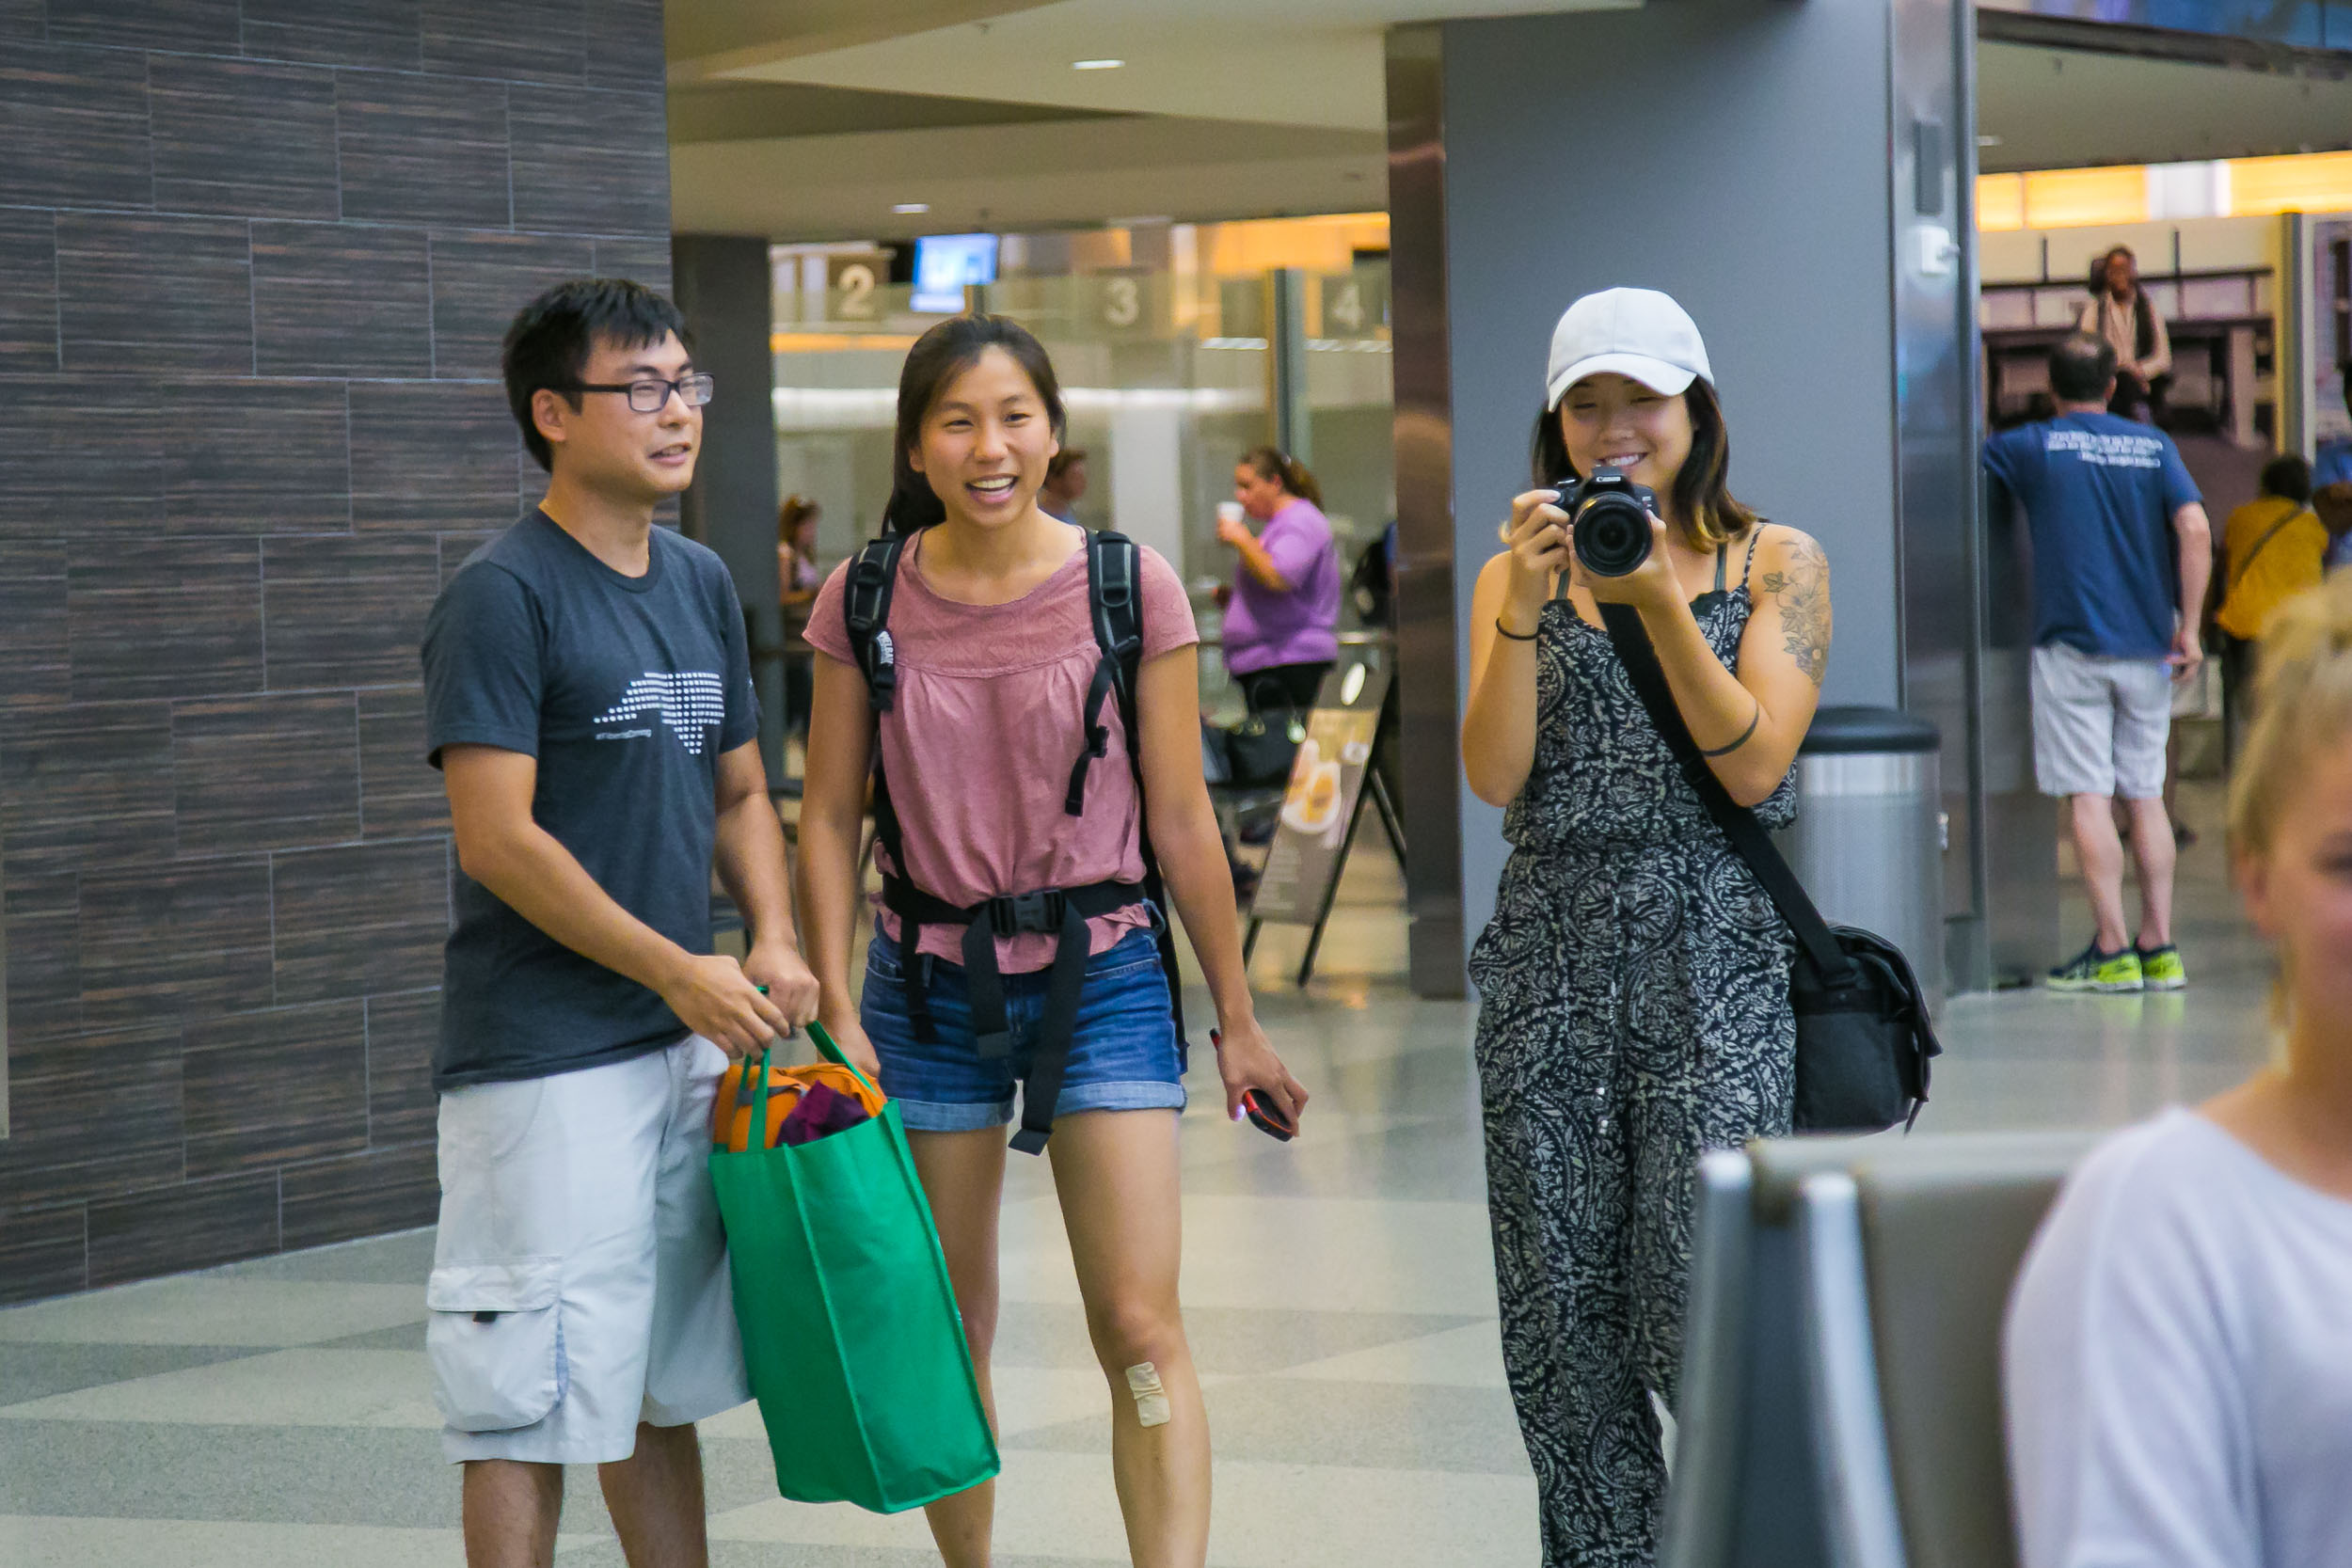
[2046,942,2143,993]
[2137,944,2187,991]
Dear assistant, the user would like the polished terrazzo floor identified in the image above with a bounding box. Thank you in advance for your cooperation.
[0,797,2280,1564]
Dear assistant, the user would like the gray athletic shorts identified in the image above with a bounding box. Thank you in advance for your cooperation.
[2030,641,2173,800]
[427,1036,750,1465]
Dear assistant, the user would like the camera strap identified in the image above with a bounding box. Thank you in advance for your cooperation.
[1596,602,1853,984]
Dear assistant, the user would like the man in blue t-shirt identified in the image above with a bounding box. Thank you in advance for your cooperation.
[419,279,819,1560]
[1982,332,2212,995]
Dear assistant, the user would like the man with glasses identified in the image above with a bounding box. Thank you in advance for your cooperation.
[421,279,819,1567]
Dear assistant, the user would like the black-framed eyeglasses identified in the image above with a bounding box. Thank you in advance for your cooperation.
[564,373,715,413]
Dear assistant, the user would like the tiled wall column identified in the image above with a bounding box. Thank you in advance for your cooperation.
[0,0,674,1305]
[673,234,784,782]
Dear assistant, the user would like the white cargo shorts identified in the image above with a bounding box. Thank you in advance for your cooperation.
[426,1036,750,1465]
[2030,641,2174,800]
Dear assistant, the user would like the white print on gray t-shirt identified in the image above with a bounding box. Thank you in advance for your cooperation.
[596,672,727,755]
[2042,428,2167,469]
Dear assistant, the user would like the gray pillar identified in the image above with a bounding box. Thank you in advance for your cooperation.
[1388,29,1468,997]
[1269,267,1312,467]
[1388,0,1981,979]
[1889,0,2045,990]
[672,235,785,783]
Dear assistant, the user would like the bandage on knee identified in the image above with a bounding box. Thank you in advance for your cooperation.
[1124,1362,1171,1428]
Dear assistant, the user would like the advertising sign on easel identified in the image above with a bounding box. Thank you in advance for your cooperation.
[1244,661,1403,986]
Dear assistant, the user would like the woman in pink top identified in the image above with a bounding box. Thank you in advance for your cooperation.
[1216,448,1342,716]
[798,314,1307,1568]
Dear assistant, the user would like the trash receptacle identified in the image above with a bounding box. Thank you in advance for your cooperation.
[1772,705,1944,1000]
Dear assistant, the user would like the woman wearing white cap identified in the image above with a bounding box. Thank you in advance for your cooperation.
[1460,288,1832,1565]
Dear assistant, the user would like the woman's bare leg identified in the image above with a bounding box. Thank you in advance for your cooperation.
[910,1128,1009,1568]
[1048,1109,1209,1568]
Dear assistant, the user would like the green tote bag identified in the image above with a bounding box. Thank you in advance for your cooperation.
[708,1022,999,1513]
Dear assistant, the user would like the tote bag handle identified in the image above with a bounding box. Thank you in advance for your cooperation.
[805,1020,881,1099]
[729,1021,884,1155]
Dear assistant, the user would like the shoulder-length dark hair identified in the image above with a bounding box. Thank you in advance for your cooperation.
[1241,446,1324,509]
[1529,377,1757,551]
[882,313,1066,532]
[2086,245,2137,297]
[2086,245,2159,361]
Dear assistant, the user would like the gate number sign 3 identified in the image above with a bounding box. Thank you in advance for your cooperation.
[1104,276,1141,327]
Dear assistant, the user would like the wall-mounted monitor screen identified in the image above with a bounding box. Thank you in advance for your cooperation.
[912,232,999,313]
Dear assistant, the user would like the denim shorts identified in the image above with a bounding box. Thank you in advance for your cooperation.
[862,926,1187,1132]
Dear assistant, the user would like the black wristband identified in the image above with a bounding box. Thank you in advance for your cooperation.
[1494,616,1538,641]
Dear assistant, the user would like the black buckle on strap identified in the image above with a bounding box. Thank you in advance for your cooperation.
[989,889,1067,937]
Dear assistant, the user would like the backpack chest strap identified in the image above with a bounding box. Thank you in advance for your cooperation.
[879,874,1150,1155]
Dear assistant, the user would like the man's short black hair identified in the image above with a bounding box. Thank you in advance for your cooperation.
[2261,454,2312,504]
[501,278,691,472]
[2048,332,2118,404]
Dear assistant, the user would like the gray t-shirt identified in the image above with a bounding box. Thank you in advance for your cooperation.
[421,509,758,1088]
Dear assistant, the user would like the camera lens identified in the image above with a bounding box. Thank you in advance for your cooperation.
[1573,491,1652,578]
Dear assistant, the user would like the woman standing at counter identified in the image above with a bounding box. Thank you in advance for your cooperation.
[1217,448,1341,716]
[778,495,823,743]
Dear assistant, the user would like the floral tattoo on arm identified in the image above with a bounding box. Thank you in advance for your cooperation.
[1757,534,1830,687]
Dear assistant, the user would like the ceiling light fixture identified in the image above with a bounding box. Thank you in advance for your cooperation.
[891,202,930,214]
[1073,58,1124,70]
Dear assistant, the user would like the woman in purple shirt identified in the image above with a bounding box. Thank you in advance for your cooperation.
[1216,448,1341,714]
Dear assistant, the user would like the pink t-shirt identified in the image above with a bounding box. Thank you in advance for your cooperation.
[805,531,1199,974]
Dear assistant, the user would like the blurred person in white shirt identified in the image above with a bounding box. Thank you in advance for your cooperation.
[2004,570,2352,1568]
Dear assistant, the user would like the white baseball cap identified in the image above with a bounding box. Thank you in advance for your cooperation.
[1544,287,1714,409]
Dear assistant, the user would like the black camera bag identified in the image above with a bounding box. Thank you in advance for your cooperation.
[1598,603,1939,1133]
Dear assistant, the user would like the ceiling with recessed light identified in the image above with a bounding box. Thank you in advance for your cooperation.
[664,0,1632,241]
[664,1,2352,242]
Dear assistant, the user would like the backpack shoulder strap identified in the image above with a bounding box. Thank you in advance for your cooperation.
[1076,531,1190,1050]
[1064,531,1144,816]
[843,532,909,714]
[1089,530,1146,709]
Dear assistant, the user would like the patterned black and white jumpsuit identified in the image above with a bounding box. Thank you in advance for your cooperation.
[1467,540,1798,1568]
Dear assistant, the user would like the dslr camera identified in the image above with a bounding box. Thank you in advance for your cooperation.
[1560,466,1659,578]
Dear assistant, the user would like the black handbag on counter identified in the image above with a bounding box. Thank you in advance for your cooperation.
[1598,603,1940,1133]
[1213,708,1304,789]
